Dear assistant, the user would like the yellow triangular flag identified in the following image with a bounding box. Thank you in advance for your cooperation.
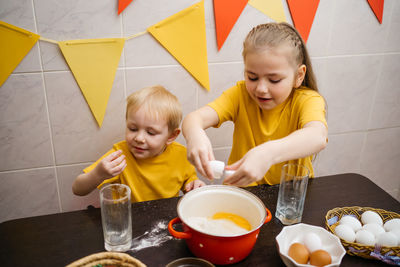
[0,21,40,87]
[147,1,210,91]
[248,0,287,22]
[59,38,125,127]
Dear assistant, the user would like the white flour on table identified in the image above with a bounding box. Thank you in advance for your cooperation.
[129,220,173,252]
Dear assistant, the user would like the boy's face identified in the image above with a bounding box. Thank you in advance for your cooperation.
[125,105,176,159]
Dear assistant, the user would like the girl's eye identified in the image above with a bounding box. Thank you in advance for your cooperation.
[248,76,258,81]
[147,131,156,136]
[270,79,281,84]
[129,128,138,132]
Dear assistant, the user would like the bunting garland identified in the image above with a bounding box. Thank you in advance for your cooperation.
[367,0,384,24]
[0,1,386,127]
[287,0,320,43]
[248,0,287,23]
[213,0,248,50]
[148,0,210,90]
[59,38,125,127]
[118,0,134,15]
[0,21,40,87]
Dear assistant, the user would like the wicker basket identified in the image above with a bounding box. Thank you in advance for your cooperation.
[325,206,400,265]
[66,252,146,267]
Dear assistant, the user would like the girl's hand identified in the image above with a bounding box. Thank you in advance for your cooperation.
[223,145,272,186]
[186,130,215,180]
[95,150,127,181]
[184,179,206,192]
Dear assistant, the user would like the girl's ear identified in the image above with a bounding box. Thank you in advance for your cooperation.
[294,64,306,88]
[166,128,181,145]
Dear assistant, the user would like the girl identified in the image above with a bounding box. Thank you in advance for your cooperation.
[182,22,328,186]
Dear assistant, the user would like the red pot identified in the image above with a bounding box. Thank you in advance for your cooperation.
[168,185,271,265]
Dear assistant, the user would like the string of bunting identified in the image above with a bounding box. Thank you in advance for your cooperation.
[0,0,384,127]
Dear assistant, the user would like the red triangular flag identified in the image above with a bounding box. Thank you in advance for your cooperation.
[118,0,133,15]
[214,0,248,50]
[287,0,320,43]
[367,0,384,24]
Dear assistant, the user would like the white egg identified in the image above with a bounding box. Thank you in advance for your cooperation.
[209,160,225,179]
[383,218,400,232]
[376,232,398,247]
[303,232,322,252]
[361,211,383,226]
[355,229,375,246]
[335,224,355,242]
[339,215,362,231]
[362,223,385,238]
[389,229,400,244]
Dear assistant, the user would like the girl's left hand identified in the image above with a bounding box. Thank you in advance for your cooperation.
[223,145,272,186]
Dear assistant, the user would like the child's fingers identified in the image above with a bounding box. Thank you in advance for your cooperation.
[110,159,126,176]
[110,154,125,167]
[105,150,123,161]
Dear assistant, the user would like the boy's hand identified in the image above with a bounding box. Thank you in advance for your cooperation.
[95,150,127,181]
[184,179,206,192]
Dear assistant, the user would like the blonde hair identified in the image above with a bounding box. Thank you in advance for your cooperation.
[126,85,182,132]
[243,22,318,92]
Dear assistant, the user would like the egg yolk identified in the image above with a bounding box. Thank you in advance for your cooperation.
[212,212,252,231]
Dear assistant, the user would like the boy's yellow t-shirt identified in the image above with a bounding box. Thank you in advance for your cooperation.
[208,81,327,185]
[84,141,198,202]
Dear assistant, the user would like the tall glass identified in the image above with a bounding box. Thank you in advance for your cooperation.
[275,163,310,225]
[100,184,132,251]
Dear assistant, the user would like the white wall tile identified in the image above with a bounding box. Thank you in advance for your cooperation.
[328,0,393,56]
[125,66,200,117]
[0,1,42,73]
[0,168,59,223]
[322,55,382,133]
[34,0,123,71]
[0,73,54,171]
[384,0,400,52]
[360,127,400,196]
[369,54,400,129]
[57,164,100,212]
[45,70,126,164]
[313,132,365,177]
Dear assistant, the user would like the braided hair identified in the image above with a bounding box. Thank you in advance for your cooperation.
[242,22,318,92]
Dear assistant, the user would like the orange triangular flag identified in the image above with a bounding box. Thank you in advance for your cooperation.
[214,0,248,50]
[367,0,384,24]
[118,0,133,15]
[0,21,40,87]
[287,0,320,43]
[59,38,125,127]
[148,1,210,90]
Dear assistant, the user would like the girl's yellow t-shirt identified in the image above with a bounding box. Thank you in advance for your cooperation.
[84,141,198,202]
[208,81,327,185]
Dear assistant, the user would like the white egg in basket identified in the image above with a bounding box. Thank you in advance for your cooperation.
[276,223,346,267]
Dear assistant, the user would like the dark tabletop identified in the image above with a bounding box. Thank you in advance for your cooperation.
[0,173,399,267]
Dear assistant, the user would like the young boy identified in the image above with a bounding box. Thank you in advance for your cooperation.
[72,85,205,202]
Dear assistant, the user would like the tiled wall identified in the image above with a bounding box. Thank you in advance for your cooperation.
[0,0,399,223]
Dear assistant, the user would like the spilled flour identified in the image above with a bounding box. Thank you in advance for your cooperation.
[129,220,173,252]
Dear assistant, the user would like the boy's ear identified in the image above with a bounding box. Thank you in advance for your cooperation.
[166,128,181,145]
[294,64,306,88]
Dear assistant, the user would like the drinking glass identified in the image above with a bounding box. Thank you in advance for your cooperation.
[275,163,310,225]
[100,184,132,251]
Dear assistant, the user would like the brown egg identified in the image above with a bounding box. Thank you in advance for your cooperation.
[288,242,310,264]
[309,249,332,266]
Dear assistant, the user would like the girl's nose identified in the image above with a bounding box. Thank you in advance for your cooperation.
[256,79,268,93]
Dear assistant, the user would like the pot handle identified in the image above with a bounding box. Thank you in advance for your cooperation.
[168,217,192,239]
[264,208,272,224]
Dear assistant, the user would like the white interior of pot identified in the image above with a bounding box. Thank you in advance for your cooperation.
[178,186,266,232]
